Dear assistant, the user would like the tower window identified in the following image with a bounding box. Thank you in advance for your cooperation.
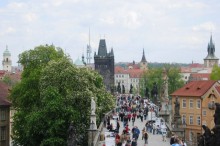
[6,58,8,62]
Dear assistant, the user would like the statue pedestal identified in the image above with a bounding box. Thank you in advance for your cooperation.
[88,128,97,146]
[173,115,181,128]
[90,113,97,130]
[172,128,184,139]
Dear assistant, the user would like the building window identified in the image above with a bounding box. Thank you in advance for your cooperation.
[189,115,193,125]
[182,99,186,108]
[197,100,201,109]
[197,116,201,125]
[202,110,206,116]
[116,75,118,78]
[189,99,193,108]
[122,75,124,78]
[0,109,6,121]
[0,126,6,141]
[185,76,187,79]
[182,114,186,124]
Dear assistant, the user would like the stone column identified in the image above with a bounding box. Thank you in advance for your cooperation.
[88,97,98,146]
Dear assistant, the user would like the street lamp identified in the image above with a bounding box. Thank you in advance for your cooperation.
[182,120,187,141]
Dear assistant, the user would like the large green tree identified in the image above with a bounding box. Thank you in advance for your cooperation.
[140,66,184,100]
[210,64,220,80]
[10,45,115,146]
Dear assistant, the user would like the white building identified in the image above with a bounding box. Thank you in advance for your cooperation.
[2,46,12,72]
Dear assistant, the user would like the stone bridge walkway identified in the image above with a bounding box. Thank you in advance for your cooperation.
[98,115,171,146]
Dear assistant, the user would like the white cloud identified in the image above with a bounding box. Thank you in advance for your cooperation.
[7,2,27,9]
[0,0,219,66]
[192,22,216,32]
[23,13,38,22]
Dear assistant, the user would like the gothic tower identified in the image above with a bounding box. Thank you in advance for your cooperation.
[2,46,12,72]
[140,49,148,70]
[94,39,114,93]
[204,35,219,68]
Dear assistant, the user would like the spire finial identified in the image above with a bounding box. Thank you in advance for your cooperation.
[141,48,147,63]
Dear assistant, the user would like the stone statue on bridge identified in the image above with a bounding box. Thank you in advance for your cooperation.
[174,97,180,116]
[198,103,220,146]
[91,97,96,115]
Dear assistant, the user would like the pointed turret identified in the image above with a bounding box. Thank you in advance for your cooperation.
[140,48,148,70]
[98,39,107,56]
[141,49,147,63]
[110,48,114,56]
[205,35,217,59]
[204,35,219,68]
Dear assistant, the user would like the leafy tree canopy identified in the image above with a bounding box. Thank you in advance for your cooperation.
[10,45,115,146]
[210,64,220,81]
[140,65,184,100]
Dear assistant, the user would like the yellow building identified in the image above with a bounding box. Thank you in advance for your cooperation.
[170,80,220,143]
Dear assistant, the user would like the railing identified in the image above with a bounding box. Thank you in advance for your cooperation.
[93,109,115,146]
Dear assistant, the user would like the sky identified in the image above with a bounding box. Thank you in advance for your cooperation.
[0,0,220,68]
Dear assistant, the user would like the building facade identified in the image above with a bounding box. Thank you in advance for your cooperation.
[114,50,147,94]
[0,82,11,146]
[204,35,219,68]
[94,39,114,92]
[170,81,220,144]
[2,47,12,72]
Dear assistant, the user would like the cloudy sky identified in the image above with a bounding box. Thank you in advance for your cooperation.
[0,0,220,67]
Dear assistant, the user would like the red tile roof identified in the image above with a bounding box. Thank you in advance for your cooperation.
[128,69,143,78]
[0,70,6,78]
[190,73,211,80]
[216,86,220,94]
[115,67,144,78]
[188,63,204,68]
[115,66,125,73]
[180,67,192,73]
[0,82,11,106]
[170,80,216,97]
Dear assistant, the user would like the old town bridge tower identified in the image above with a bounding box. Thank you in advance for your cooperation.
[94,39,114,93]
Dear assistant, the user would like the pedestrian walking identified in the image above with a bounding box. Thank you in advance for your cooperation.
[162,131,167,142]
[143,131,149,144]
[131,138,137,146]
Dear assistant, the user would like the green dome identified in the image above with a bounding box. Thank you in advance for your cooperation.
[3,48,11,56]
[74,58,84,66]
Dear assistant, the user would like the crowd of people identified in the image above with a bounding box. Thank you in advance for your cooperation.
[170,133,187,146]
[104,94,164,146]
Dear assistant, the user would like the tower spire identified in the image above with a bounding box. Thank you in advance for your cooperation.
[141,48,147,63]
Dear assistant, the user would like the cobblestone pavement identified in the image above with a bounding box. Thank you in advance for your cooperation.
[99,117,171,146]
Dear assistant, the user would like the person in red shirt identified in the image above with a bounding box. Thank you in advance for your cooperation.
[125,124,130,133]
[128,113,131,122]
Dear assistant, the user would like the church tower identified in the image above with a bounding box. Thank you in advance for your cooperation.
[2,46,12,72]
[140,49,148,70]
[94,39,114,93]
[204,35,219,68]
